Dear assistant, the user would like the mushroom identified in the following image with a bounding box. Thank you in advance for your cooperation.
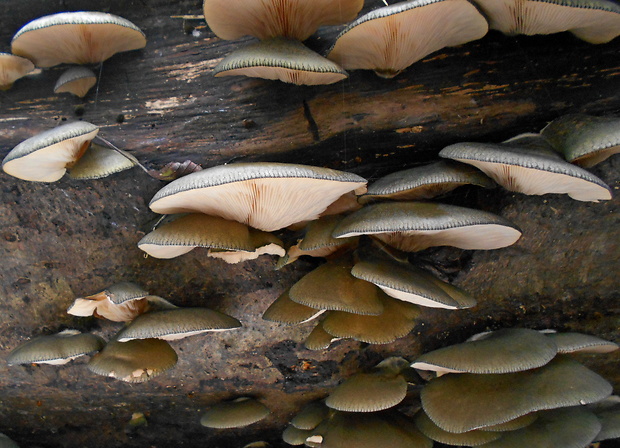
[0,433,19,448]
[591,397,620,443]
[439,133,613,202]
[0,52,34,90]
[67,142,137,180]
[472,0,620,43]
[137,213,285,263]
[114,307,242,342]
[414,410,502,446]
[54,66,97,98]
[7,329,105,366]
[290,401,330,431]
[213,38,348,86]
[262,289,325,325]
[541,114,620,167]
[544,331,619,354]
[200,397,270,428]
[11,11,146,67]
[282,425,316,446]
[304,321,342,351]
[479,413,539,432]
[2,121,99,182]
[148,162,367,232]
[326,0,488,78]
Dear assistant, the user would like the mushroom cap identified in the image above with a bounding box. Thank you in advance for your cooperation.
[262,289,325,325]
[304,321,341,351]
[54,66,97,98]
[149,162,367,232]
[439,136,613,202]
[593,402,620,442]
[288,258,384,315]
[545,331,619,354]
[414,410,502,446]
[67,281,151,322]
[7,329,105,366]
[411,328,559,374]
[11,11,146,67]
[359,161,495,204]
[115,307,241,342]
[473,0,620,43]
[203,0,363,40]
[325,370,408,412]
[482,413,538,432]
[332,201,522,251]
[282,425,315,446]
[213,38,348,86]
[291,401,330,430]
[138,213,285,262]
[2,121,99,182]
[0,433,20,448]
[200,397,270,429]
[420,356,613,433]
[87,338,178,383]
[541,114,620,167]
[67,142,136,180]
[327,0,488,78]
[0,52,34,90]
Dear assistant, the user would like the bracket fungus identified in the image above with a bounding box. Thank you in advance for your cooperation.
[200,397,271,429]
[262,289,325,325]
[326,0,488,78]
[149,162,367,232]
[54,66,97,98]
[414,410,502,446]
[11,11,146,67]
[304,321,342,351]
[544,331,619,354]
[0,52,34,90]
[290,401,330,431]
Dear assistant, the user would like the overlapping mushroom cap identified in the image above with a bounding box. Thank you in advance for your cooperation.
[327,0,488,78]
[414,410,502,446]
[200,397,270,428]
[262,289,325,325]
[291,401,330,431]
[149,163,367,232]
[54,66,97,98]
[544,331,619,354]
[66,142,137,180]
[0,53,34,90]
[11,11,146,67]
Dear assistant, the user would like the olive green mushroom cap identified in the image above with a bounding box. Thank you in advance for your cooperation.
[545,331,619,354]
[2,121,99,182]
[87,338,178,383]
[304,321,341,351]
[592,400,620,442]
[0,52,34,90]
[54,66,97,98]
[411,328,558,374]
[0,433,20,448]
[283,425,316,446]
[149,162,367,232]
[262,289,325,325]
[11,11,146,67]
[482,413,538,432]
[138,213,285,262]
[541,114,620,167]
[67,142,136,180]
[115,307,241,342]
[200,397,271,429]
[472,0,620,43]
[414,410,502,446]
[439,135,613,202]
[291,401,330,430]
[67,281,152,322]
[7,329,105,366]
[203,0,363,41]
[359,161,495,204]
[332,202,522,251]
[243,443,272,448]
[327,0,488,78]
[420,356,613,433]
[213,38,348,86]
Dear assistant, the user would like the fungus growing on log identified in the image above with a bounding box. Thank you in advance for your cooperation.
[0,52,34,90]
[54,66,97,98]
[262,289,325,325]
[200,397,271,428]
[7,330,105,366]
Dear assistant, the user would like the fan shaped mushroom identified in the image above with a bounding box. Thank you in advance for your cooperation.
[0,52,34,90]
[304,321,342,351]
[291,401,330,431]
[544,331,619,354]
[54,66,97,98]
[200,397,270,428]
[67,142,137,180]
[414,410,502,446]
[262,289,325,325]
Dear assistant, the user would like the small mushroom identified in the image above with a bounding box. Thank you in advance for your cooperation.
[414,410,502,446]
[481,413,539,432]
[262,289,325,325]
[283,425,316,446]
[67,142,137,180]
[200,397,270,428]
[290,401,330,431]
[0,52,34,90]
[54,66,97,98]
[304,321,342,351]
[67,282,154,322]
[544,331,619,354]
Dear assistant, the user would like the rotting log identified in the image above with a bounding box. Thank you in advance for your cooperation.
[0,1,618,447]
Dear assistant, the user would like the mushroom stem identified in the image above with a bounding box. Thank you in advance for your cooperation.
[95,135,149,174]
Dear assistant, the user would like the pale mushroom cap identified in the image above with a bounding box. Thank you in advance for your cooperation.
[291,401,330,430]
[2,121,99,182]
[200,397,271,429]
[68,142,136,179]
[414,410,502,446]
[138,213,284,261]
[54,66,97,98]
[327,0,488,78]
[67,281,150,322]
[420,356,613,433]
[87,338,178,383]
[0,53,34,89]
[545,331,619,354]
[325,371,408,412]
[213,38,348,86]
[473,0,620,43]
[149,162,367,232]
[332,201,522,251]
[203,0,363,40]
[115,307,241,342]
[7,330,105,366]
[411,328,559,374]
[11,11,146,67]
[262,289,325,325]
[439,139,613,202]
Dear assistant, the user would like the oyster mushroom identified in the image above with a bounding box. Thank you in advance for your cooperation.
[304,321,342,351]
[0,52,34,90]
[262,289,325,325]
[290,401,330,431]
[54,66,97,98]
[414,410,502,446]
[200,397,270,428]
[66,142,137,180]
[544,331,619,354]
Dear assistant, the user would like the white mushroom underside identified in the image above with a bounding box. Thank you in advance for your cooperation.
[139,242,284,262]
[410,361,467,374]
[67,297,147,322]
[378,285,459,309]
[117,328,235,342]
[328,0,487,74]
[150,178,367,232]
[36,355,83,365]
[453,158,612,202]
[475,0,620,43]
[215,66,346,86]
[55,76,97,97]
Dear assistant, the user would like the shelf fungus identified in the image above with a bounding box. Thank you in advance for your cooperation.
[414,410,502,446]
[11,11,146,67]
[7,329,105,366]
[54,66,97,98]
[149,162,367,232]
[304,321,342,351]
[544,331,619,354]
[439,133,613,202]
[0,52,34,90]
[290,401,330,431]
[200,397,271,429]
[137,213,285,263]
[114,307,241,342]
[326,0,488,78]
[541,114,620,167]
[87,338,178,383]
[262,289,325,325]
[332,202,522,251]
[472,0,620,43]
[213,38,348,86]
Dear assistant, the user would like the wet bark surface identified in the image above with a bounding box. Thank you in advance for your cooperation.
[0,1,618,447]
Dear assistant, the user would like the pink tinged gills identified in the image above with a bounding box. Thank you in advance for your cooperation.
[0,52,35,90]
[67,281,153,322]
